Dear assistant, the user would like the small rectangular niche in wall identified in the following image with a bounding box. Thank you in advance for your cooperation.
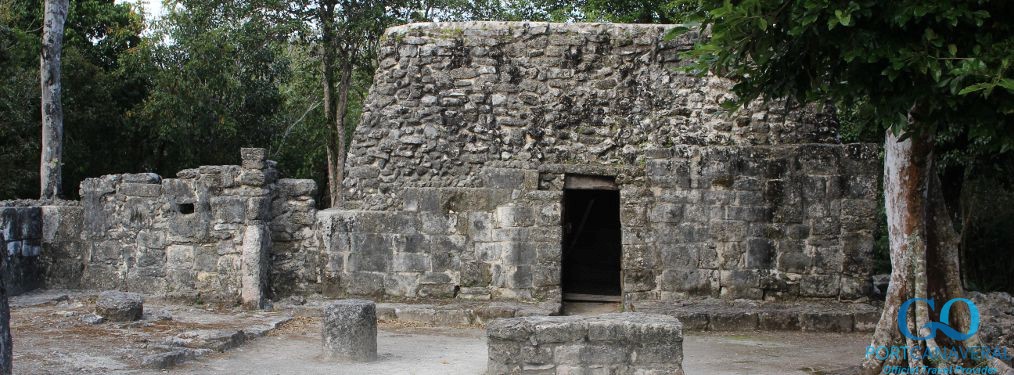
[564,174,618,191]
[176,203,195,215]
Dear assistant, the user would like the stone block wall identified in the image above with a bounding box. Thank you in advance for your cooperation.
[0,202,84,295]
[3,150,318,305]
[74,149,277,306]
[624,144,880,301]
[319,177,563,303]
[269,179,321,298]
[326,21,881,304]
[342,22,840,210]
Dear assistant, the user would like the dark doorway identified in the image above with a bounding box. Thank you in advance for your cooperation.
[561,177,622,300]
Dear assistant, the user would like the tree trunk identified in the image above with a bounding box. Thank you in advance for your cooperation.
[318,0,341,207]
[40,0,69,200]
[0,234,11,374]
[332,62,353,206]
[861,123,1014,374]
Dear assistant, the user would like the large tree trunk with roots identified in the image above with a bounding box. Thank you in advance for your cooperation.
[861,119,1014,374]
[40,0,69,200]
[0,235,11,374]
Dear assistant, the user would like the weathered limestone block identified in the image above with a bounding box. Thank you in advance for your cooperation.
[486,313,684,374]
[241,224,269,308]
[95,291,144,322]
[277,179,317,197]
[322,299,378,362]
[240,147,267,170]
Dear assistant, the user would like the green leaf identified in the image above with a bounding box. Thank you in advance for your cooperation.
[667,22,701,39]
[958,83,992,96]
[830,9,853,27]
[998,79,1014,92]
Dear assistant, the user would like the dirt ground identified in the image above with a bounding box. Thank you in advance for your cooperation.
[11,291,872,374]
[167,320,490,375]
[167,318,869,375]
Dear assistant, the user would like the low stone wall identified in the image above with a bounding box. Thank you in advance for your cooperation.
[3,149,318,307]
[486,313,684,374]
[73,149,278,307]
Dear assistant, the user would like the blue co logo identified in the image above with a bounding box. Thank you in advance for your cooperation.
[898,298,980,341]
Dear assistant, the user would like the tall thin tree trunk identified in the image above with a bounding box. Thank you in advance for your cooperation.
[318,0,341,207]
[40,0,69,200]
[332,63,353,206]
[862,120,1014,374]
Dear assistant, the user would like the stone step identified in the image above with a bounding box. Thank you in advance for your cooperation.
[143,315,293,369]
[632,300,881,333]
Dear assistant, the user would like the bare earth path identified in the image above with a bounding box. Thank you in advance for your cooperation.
[166,319,869,375]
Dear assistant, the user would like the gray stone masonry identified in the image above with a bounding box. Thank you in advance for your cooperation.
[1,204,44,295]
[631,298,880,332]
[325,21,881,304]
[11,148,318,306]
[95,291,144,321]
[322,299,378,362]
[269,178,320,298]
[4,22,883,315]
[486,312,684,374]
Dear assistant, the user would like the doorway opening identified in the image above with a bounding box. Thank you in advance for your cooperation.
[561,175,622,304]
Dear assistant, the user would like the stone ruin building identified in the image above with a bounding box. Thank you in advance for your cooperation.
[1,22,880,315]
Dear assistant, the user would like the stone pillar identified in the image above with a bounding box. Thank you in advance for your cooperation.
[240,224,267,308]
[239,148,271,309]
[322,299,377,362]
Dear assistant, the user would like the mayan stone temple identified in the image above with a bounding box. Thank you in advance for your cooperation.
[3,22,896,374]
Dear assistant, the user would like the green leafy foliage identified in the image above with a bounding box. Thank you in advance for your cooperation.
[672,0,1013,153]
[1,0,148,199]
[126,0,292,174]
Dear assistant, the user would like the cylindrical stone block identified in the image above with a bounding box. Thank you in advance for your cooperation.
[322,299,377,362]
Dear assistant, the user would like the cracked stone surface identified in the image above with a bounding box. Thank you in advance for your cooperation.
[10,290,292,374]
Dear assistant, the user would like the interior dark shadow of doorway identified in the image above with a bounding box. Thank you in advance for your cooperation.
[561,178,622,304]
